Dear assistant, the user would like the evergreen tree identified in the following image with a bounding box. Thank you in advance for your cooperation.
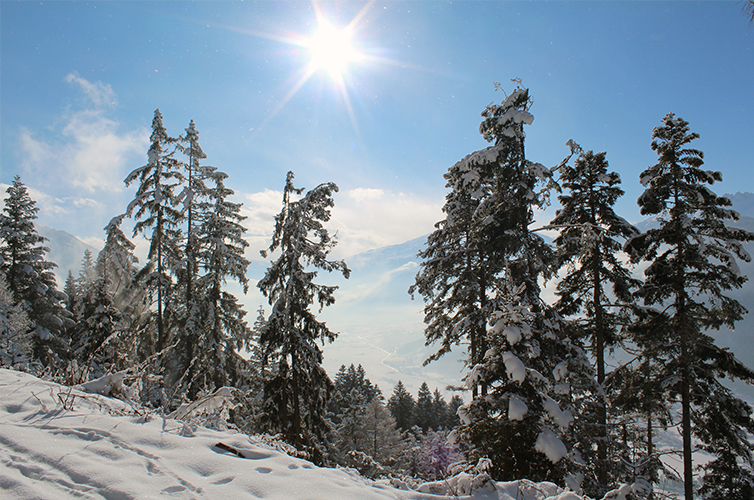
[70,276,124,379]
[124,110,184,355]
[550,149,640,495]
[257,171,349,464]
[415,382,434,433]
[186,168,253,398]
[97,215,148,366]
[430,84,582,484]
[97,215,140,298]
[0,271,31,368]
[431,388,451,430]
[627,113,754,499]
[447,394,464,429]
[330,363,381,417]
[63,271,77,316]
[174,120,212,397]
[387,380,416,432]
[409,134,499,398]
[361,398,405,469]
[0,176,71,367]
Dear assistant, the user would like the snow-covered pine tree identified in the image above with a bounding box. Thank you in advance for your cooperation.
[388,380,416,433]
[187,168,253,398]
[124,110,185,356]
[0,176,72,369]
[69,275,125,380]
[449,84,588,486]
[409,132,499,398]
[97,215,148,367]
[550,149,640,496]
[415,382,434,433]
[330,363,382,417]
[97,215,140,298]
[0,271,31,369]
[257,171,350,464]
[174,120,212,398]
[63,271,77,316]
[626,113,754,500]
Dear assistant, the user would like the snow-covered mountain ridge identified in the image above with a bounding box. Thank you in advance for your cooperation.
[0,368,587,500]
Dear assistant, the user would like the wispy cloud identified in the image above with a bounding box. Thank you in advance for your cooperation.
[238,186,442,261]
[11,73,148,239]
[329,189,442,258]
[18,73,147,195]
[64,72,117,108]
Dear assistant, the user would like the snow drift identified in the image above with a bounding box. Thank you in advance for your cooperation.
[0,368,588,499]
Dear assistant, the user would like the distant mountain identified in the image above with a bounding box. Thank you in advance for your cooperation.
[38,225,100,285]
[725,192,754,217]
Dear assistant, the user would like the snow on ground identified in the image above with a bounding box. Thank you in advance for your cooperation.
[0,368,586,500]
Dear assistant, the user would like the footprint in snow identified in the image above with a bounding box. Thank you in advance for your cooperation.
[212,476,235,485]
[255,467,273,474]
[162,485,186,493]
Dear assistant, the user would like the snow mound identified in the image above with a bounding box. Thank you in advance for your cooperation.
[0,368,589,499]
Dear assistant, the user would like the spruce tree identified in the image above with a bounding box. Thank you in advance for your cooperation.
[415,382,434,433]
[257,171,349,464]
[97,215,147,366]
[124,110,184,355]
[627,113,754,499]
[175,120,212,396]
[550,149,640,495]
[0,176,71,367]
[387,380,416,432]
[426,84,582,484]
[97,215,140,298]
[187,168,252,398]
[0,271,31,368]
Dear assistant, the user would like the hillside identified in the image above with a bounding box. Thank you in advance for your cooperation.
[0,368,586,500]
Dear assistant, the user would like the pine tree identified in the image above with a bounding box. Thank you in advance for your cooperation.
[430,84,582,484]
[97,215,147,366]
[0,176,71,367]
[63,271,77,316]
[97,215,140,298]
[415,382,434,433]
[409,135,499,398]
[174,120,212,397]
[124,110,184,355]
[387,380,416,432]
[550,149,640,495]
[186,168,253,398]
[627,113,754,499]
[361,398,405,469]
[0,271,31,368]
[257,171,350,464]
[330,364,381,417]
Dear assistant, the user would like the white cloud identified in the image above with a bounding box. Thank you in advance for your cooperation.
[64,72,117,108]
[237,186,443,261]
[347,187,384,202]
[329,189,443,258]
[18,74,147,196]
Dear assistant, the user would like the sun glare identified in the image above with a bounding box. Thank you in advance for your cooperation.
[307,22,360,77]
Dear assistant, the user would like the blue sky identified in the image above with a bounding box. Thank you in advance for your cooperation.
[2,0,753,257]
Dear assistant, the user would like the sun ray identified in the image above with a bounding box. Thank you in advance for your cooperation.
[236,0,420,143]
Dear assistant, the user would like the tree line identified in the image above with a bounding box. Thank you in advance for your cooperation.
[409,83,754,499]
[2,85,754,499]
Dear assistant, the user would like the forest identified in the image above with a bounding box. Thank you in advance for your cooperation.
[2,84,754,500]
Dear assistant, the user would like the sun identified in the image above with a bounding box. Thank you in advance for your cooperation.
[306,22,360,78]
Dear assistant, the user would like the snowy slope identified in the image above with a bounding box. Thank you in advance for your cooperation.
[0,369,586,500]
